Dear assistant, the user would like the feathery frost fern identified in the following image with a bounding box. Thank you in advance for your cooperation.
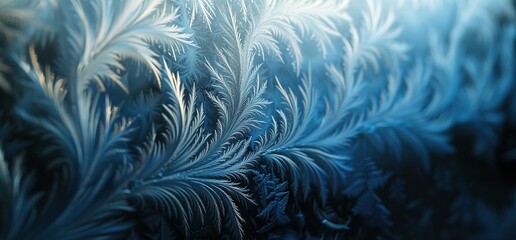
[0,0,515,239]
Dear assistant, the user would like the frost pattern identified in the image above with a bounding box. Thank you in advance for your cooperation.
[0,0,515,239]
